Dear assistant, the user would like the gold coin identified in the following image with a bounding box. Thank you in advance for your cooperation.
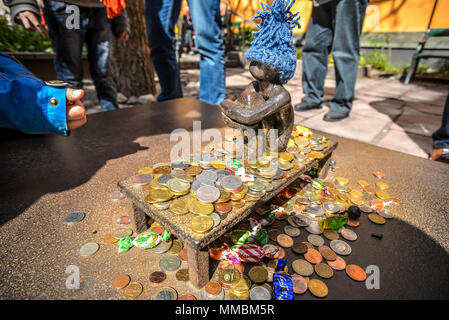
[230,276,250,294]
[349,196,363,206]
[218,268,241,288]
[175,268,189,282]
[294,136,309,147]
[376,182,390,190]
[104,233,118,244]
[308,279,328,298]
[185,166,202,176]
[230,199,245,209]
[349,189,363,199]
[278,161,293,170]
[191,215,214,233]
[149,179,165,189]
[138,167,153,174]
[169,198,189,215]
[308,151,324,159]
[192,201,214,215]
[357,180,369,187]
[123,282,143,299]
[167,178,190,194]
[217,189,231,202]
[168,239,184,254]
[363,185,376,195]
[279,152,293,162]
[148,187,174,202]
[375,190,390,200]
[368,213,386,225]
[314,263,334,279]
[248,266,268,283]
[211,160,227,169]
[335,177,349,186]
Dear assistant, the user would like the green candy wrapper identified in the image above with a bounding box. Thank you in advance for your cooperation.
[132,229,171,249]
[118,236,133,253]
[231,230,250,245]
[255,229,268,246]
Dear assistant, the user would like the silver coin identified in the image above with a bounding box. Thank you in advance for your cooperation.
[307,234,325,247]
[220,175,243,191]
[157,174,173,186]
[250,286,271,300]
[306,204,325,217]
[131,174,153,185]
[292,214,311,227]
[359,204,373,213]
[337,226,346,234]
[311,144,324,151]
[159,255,181,272]
[248,181,265,192]
[284,225,301,237]
[210,213,221,227]
[287,216,300,227]
[191,178,215,191]
[196,185,220,203]
[301,147,311,154]
[323,202,340,214]
[379,209,394,219]
[150,238,173,254]
[80,242,99,257]
[295,154,308,162]
[200,287,224,300]
[113,228,133,239]
[64,211,85,224]
[335,184,349,193]
[171,161,189,169]
[109,191,125,201]
[305,220,323,234]
[296,197,311,205]
[155,288,177,300]
[198,169,218,182]
[341,228,358,241]
[330,240,352,255]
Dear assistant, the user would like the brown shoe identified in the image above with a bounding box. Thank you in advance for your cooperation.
[431,148,449,163]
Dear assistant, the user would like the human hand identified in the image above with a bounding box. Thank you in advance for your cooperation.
[17,11,45,36]
[116,31,129,41]
[66,88,87,131]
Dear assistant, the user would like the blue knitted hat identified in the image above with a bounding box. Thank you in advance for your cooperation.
[245,0,300,84]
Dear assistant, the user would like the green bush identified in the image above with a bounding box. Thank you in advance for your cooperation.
[0,16,53,52]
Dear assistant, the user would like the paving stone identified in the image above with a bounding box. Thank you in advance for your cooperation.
[395,107,442,137]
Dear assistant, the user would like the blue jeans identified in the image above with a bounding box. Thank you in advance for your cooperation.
[43,0,118,111]
[302,0,368,115]
[433,92,449,149]
[145,0,226,105]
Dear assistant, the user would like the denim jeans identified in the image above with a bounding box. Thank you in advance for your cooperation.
[432,92,449,149]
[43,0,118,111]
[302,0,368,115]
[145,0,226,105]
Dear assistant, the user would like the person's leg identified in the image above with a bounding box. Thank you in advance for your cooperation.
[145,0,183,101]
[298,2,333,108]
[432,92,449,162]
[187,0,225,105]
[43,0,86,89]
[328,0,368,116]
[85,7,118,111]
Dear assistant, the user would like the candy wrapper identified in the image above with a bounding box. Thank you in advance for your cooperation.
[248,217,268,246]
[132,229,170,249]
[296,125,312,138]
[273,273,294,300]
[234,167,255,183]
[259,208,276,226]
[118,236,133,253]
[221,243,278,263]
[225,160,243,174]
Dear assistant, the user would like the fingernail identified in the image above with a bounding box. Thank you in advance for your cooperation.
[73,89,83,98]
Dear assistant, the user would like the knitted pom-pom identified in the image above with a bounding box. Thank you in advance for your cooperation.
[245,0,300,84]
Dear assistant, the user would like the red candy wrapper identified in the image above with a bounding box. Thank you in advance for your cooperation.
[221,243,278,263]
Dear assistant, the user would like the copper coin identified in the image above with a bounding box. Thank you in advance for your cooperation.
[323,230,339,241]
[268,229,282,241]
[123,282,143,299]
[292,274,308,294]
[271,220,281,228]
[346,264,367,281]
[178,294,197,300]
[209,247,223,261]
[149,271,166,285]
[178,248,188,261]
[347,218,360,227]
[214,202,232,214]
[308,279,328,298]
[175,268,189,282]
[327,256,347,270]
[277,234,294,248]
[302,241,314,249]
[320,247,337,261]
[112,274,130,289]
[205,281,222,296]
[275,247,286,259]
[292,243,308,255]
[304,248,322,264]
[150,226,165,234]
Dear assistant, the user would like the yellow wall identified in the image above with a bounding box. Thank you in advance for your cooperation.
[182,0,449,33]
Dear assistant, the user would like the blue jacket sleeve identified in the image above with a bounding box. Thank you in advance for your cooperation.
[0,53,68,135]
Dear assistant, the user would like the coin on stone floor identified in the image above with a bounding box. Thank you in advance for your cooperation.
[268,229,282,241]
[113,228,133,239]
[64,211,85,224]
[335,177,349,186]
[277,234,294,248]
[368,213,386,225]
[375,181,390,190]
[292,214,311,227]
[150,238,173,254]
[138,167,153,175]
[191,215,214,233]
[167,178,190,194]
[304,248,322,264]
[178,294,197,300]
[306,204,325,217]
[214,202,232,214]
[308,279,328,298]
[330,240,352,256]
[323,229,339,241]
[131,174,153,185]
[153,287,178,300]
[363,185,376,195]
[292,259,314,277]
[248,266,268,283]
[308,234,325,247]
[218,268,241,288]
[210,213,221,227]
[221,175,243,191]
[305,220,323,234]
[315,263,334,279]
[323,202,340,214]
[112,274,130,289]
[175,268,189,282]
[196,185,220,203]
[123,282,143,299]
[178,248,188,261]
[302,241,314,249]
[292,274,308,294]
[110,191,125,201]
[359,203,373,213]
[185,166,203,176]
[346,264,367,281]
[327,256,347,270]
[341,228,358,241]
[201,286,225,300]
[284,225,301,237]
[205,281,223,296]
[117,216,131,225]
[319,246,337,261]
[292,243,308,255]
[357,180,369,187]
[159,255,181,272]
[149,271,166,286]
[169,198,189,215]
[349,189,364,199]
[104,233,118,244]
[168,239,183,254]
[148,187,174,202]
[250,286,271,300]
[379,209,394,219]
[80,242,99,257]
[375,190,390,201]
